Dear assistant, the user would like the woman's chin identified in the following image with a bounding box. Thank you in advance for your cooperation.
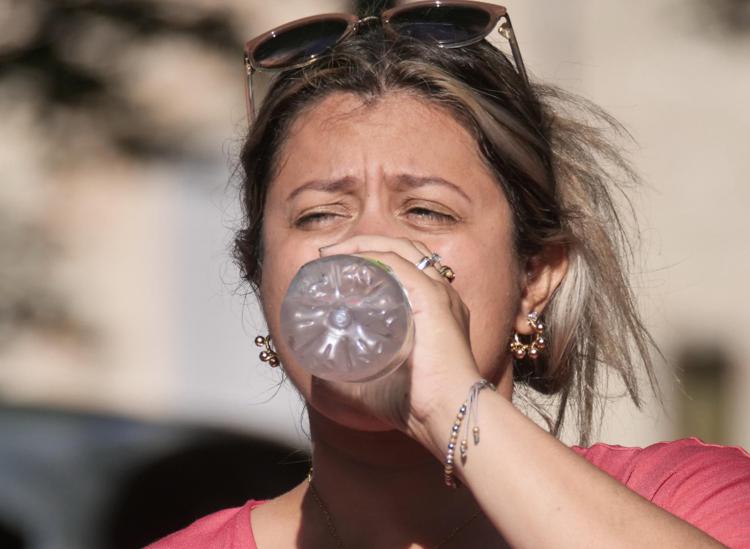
[308,385,396,433]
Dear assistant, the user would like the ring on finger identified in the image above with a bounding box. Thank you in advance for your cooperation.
[415,253,441,271]
[437,264,456,283]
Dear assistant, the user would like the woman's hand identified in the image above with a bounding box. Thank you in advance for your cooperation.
[317,234,483,453]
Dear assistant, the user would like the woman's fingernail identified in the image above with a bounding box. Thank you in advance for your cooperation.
[319,244,334,255]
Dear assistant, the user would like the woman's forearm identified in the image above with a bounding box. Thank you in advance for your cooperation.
[415,385,724,549]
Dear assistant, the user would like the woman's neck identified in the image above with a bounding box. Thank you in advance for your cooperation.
[304,411,503,548]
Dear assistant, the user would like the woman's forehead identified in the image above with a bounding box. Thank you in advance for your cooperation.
[285,91,472,148]
[272,91,500,197]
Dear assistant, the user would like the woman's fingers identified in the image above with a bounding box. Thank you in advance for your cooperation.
[353,251,458,318]
[320,234,425,258]
[319,234,449,284]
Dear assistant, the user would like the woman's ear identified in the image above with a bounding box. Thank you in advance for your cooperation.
[514,244,568,334]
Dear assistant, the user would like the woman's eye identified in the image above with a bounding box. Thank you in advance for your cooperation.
[406,207,455,224]
[294,211,337,227]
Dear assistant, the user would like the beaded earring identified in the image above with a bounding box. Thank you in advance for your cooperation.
[254,334,280,367]
[509,311,546,360]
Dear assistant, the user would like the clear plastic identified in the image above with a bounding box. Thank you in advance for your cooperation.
[279,254,414,382]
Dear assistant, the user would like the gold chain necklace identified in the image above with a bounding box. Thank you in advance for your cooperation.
[306,472,483,549]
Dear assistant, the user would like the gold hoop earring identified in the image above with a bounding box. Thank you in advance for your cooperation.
[254,334,280,367]
[509,311,546,360]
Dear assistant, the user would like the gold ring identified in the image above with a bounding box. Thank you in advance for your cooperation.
[438,265,456,283]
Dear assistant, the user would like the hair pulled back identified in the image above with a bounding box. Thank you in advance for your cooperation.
[234,27,657,444]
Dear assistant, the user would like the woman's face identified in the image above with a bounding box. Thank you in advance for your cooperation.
[260,91,524,427]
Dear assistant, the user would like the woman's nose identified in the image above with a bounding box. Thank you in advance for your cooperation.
[347,205,402,239]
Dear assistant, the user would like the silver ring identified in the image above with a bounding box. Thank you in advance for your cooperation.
[416,253,441,271]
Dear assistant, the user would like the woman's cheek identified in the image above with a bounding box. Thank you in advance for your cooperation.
[460,255,520,378]
[258,237,320,355]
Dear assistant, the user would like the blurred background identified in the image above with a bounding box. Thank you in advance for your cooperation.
[1,0,749,547]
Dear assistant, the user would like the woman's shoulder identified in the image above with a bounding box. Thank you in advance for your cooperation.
[145,500,266,549]
[572,437,750,489]
[573,437,750,546]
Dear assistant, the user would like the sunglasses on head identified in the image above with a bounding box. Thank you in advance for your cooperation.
[243,1,529,122]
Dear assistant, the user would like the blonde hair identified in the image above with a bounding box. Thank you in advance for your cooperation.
[234,28,658,445]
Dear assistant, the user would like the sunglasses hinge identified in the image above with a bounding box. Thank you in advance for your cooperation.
[498,19,512,40]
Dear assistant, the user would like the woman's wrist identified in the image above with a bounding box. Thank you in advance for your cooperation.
[406,371,486,460]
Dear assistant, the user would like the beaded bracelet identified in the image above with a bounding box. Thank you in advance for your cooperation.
[444,379,496,488]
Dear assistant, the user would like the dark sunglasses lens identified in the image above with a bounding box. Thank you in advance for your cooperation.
[253,18,350,69]
[389,5,491,44]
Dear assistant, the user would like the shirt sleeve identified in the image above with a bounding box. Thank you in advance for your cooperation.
[144,500,260,549]
[574,438,750,548]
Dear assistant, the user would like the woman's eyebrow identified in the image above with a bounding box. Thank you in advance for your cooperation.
[286,174,471,201]
[287,176,358,201]
[392,174,470,202]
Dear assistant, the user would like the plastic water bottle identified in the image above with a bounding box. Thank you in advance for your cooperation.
[279,254,414,383]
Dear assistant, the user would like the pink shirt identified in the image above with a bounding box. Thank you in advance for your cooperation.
[147,500,263,549]
[147,438,750,548]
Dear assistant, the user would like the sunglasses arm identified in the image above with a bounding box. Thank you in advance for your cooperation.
[244,56,257,124]
[499,15,529,86]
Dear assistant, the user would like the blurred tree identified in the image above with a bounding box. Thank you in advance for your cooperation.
[0,0,246,362]
[692,0,750,36]
[0,0,245,159]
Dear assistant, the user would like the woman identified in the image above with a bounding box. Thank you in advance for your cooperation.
[149,2,750,547]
